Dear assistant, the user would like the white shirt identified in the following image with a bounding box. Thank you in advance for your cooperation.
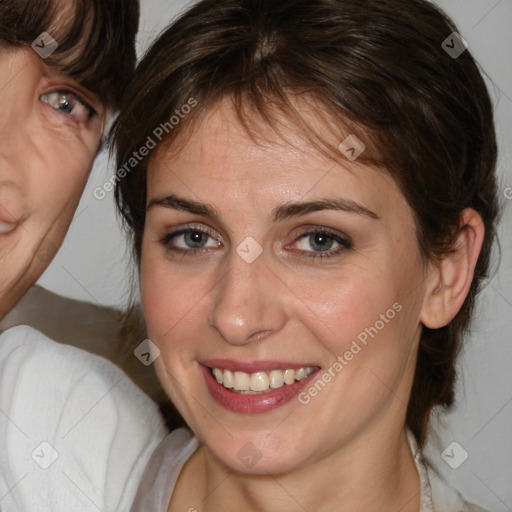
[0,325,168,512]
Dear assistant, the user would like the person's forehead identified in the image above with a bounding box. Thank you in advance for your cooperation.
[148,102,407,222]
[155,97,357,170]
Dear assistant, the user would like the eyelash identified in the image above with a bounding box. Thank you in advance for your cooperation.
[40,90,97,123]
[159,224,353,261]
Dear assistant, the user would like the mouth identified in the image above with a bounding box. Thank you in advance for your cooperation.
[210,366,317,394]
[200,361,321,413]
[0,220,17,235]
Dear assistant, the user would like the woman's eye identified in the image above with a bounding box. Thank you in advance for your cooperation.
[40,91,96,123]
[160,226,351,260]
[291,229,353,259]
[162,227,220,253]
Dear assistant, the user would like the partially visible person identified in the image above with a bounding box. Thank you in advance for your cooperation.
[0,2,167,511]
[0,0,161,395]
[0,0,126,317]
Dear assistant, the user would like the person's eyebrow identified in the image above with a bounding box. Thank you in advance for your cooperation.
[272,198,380,221]
[146,195,218,218]
[147,194,379,221]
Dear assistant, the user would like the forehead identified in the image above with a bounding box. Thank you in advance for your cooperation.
[148,99,404,216]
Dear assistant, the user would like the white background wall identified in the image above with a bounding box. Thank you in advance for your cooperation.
[37,0,512,508]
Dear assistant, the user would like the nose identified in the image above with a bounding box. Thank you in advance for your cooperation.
[208,246,287,346]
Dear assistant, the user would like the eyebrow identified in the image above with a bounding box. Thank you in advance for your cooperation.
[147,195,218,218]
[146,194,380,221]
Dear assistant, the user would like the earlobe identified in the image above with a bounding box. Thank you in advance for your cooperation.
[420,208,485,329]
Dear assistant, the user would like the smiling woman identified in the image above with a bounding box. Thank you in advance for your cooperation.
[112,0,498,510]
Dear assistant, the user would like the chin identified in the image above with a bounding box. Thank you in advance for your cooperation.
[200,430,310,476]
[220,450,302,476]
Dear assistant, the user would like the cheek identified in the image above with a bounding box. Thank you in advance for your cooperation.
[293,265,399,351]
[295,249,421,374]
[140,271,172,339]
[140,240,206,341]
[34,135,95,217]
[52,150,92,196]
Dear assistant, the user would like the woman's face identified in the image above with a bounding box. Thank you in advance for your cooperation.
[141,99,430,474]
[0,47,104,317]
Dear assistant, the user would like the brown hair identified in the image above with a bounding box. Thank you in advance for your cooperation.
[0,0,140,110]
[112,0,499,447]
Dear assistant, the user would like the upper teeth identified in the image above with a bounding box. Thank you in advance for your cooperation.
[212,367,316,393]
[0,221,16,235]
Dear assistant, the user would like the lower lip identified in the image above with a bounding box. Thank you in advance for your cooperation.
[200,365,319,414]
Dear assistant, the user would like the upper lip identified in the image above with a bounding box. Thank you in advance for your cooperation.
[0,204,21,226]
[200,359,320,373]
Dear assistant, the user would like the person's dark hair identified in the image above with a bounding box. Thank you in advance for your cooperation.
[112,0,499,447]
[0,0,140,110]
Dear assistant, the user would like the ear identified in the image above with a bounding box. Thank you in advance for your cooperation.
[420,208,485,329]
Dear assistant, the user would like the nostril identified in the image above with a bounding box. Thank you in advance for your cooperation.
[249,331,271,343]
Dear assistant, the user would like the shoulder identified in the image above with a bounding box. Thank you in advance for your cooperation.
[0,325,168,512]
[0,285,123,360]
[130,428,200,512]
[0,324,149,415]
[0,285,163,401]
[407,430,490,512]
[427,463,490,512]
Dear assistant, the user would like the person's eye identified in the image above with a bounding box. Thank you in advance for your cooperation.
[160,225,221,255]
[288,228,353,260]
[40,90,96,123]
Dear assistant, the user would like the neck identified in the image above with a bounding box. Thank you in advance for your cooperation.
[176,424,421,512]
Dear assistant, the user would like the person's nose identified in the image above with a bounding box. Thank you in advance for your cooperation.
[208,244,287,346]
